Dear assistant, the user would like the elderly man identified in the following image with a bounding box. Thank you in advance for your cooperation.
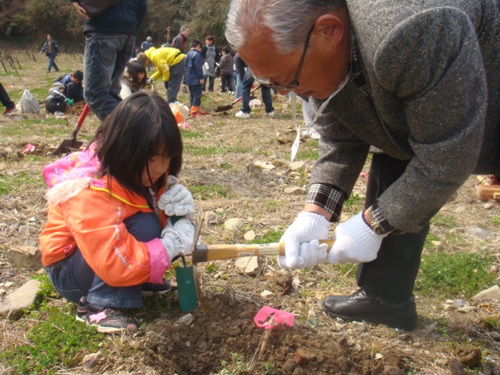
[225,0,500,330]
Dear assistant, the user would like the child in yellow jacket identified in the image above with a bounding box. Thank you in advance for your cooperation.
[39,91,196,333]
[137,47,185,104]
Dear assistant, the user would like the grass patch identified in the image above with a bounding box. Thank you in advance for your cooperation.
[190,183,232,200]
[343,194,364,210]
[0,273,105,374]
[0,170,45,195]
[416,251,496,298]
[184,144,252,157]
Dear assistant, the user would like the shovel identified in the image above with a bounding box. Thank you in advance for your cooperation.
[214,84,261,112]
[52,103,90,156]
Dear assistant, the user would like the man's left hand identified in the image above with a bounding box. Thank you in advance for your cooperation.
[327,212,387,264]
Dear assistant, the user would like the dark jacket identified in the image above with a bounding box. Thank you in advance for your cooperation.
[171,34,187,53]
[219,54,234,75]
[183,49,204,86]
[310,0,500,233]
[71,0,147,34]
[41,40,59,57]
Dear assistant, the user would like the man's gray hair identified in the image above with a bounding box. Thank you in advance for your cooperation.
[225,0,346,54]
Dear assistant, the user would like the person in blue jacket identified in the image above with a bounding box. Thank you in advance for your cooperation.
[183,39,206,117]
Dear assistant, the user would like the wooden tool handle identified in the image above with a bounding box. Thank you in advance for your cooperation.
[192,240,334,263]
[477,184,500,201]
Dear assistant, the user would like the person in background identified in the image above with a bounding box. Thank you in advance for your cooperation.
[0,82,17,115]
[39,91,196,333]
[40,34,60,73]
[137,46,185,104]
[225,0,500,331]
[200,35,220,92]
[70,0,147,120]
[219,46,234,94]
[120,60,149,99]
[233,52,245,99]
[56,70,85,103]
[141,36,154,52]
[184,39,206,117]
[234,58,274,119]
[171,25,190,53]
[45,82,73,114]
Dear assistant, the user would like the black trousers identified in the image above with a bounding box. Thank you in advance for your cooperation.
[356,153,429,303]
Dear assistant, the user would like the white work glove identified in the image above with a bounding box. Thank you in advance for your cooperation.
[146,77,154,85]
[327,212,387,264]
[158,176,196,217]
[160,217,195,261]
[278,211,330,269]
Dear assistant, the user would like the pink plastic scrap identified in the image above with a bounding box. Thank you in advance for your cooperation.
[254,306,295,330]
[21,144,36,154]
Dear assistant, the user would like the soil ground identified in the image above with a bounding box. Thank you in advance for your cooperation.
[0,51,499,375]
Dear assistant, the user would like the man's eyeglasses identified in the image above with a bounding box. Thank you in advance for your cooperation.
[253,26,314,91]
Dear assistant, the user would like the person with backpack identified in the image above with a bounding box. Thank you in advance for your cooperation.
[200,36,220,92]
[45,82,73,114]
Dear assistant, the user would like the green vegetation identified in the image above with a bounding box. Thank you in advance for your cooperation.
[189,183,232,200]
[0,170,45,195]
[416,251,496,298]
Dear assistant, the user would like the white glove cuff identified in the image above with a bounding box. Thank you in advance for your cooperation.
[160,229,182,261]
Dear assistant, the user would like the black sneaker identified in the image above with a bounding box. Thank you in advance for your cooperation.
[76,297,139,334]
[142,279,172,296]
[321,289,417,331]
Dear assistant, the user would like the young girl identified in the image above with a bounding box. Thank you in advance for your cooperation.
[39,91,196,333]
[120,60,149,99]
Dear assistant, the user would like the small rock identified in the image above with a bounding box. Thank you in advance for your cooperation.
[176,313,194,326]
[412,342,422,348]
[457,306,477,313]
[0,280,41,319]
[224,218,243,231]
[295,348,316,365]
[204,211,221,225]
[244,230,256,241]
[472,285,500,302]
[6,246,42,269]
[18,225,37,234]
[284,186,305,195]
[289,161,306,171]
[466,227,493,240]
[4,282,14,288]
[82,352,101,370]
[235,256,260,275]
[261,290,274,298]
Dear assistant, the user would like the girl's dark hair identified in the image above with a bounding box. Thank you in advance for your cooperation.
[92,91,183,208]
[126,60,148,85]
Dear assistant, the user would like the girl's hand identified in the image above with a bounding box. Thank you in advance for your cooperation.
[158,177,195,216]
[160,218,195,260]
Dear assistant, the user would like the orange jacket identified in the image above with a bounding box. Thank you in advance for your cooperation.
[39,149,169,287]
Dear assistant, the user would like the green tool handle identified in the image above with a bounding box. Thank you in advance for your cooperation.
[192,240,334,263]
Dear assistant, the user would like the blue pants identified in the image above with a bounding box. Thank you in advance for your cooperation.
[45,212,161,309]
[83,32,136,120]
[47,52,59,73]
[241,70,274,114]
[188,84,202,107]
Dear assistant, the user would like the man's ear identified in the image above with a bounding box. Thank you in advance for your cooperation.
[311,14,346,49]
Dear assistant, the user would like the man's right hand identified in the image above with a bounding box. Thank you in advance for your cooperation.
[278,211,330,268]
[71,2,90,18]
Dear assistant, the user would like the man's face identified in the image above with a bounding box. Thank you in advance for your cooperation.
[238,29,344,99]
[182,28,190,37]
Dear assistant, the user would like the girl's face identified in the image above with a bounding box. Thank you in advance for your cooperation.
[136,71,145,83]
[142,155,171,187]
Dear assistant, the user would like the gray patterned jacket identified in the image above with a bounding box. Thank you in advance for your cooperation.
[310,0,500,233]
